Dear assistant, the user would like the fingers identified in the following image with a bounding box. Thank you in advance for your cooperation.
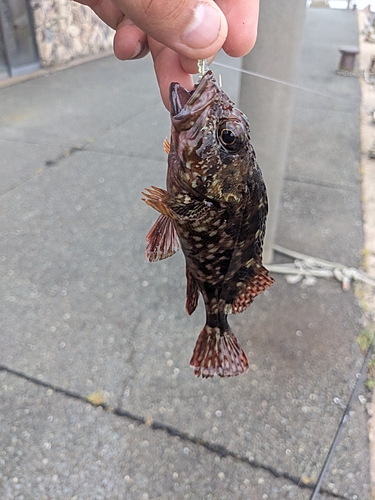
[113,19,149,60]
[76,0,149,60]
[149,39,195,110]
[75,0,260,111]
[76,0,124,31]
[112,0,228,61]
[77,0,259,62]
[216,0,260,57]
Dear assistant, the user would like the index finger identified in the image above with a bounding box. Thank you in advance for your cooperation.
[148,38,194,110]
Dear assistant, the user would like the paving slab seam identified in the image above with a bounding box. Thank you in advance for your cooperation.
[0,138,141,200]
[284,175,360,193]
[0,363,348,499]
[84,146,166,161]
[39,99,161,167]
[0,145,86,200]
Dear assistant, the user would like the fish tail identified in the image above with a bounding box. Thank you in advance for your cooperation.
[190,325,249,378]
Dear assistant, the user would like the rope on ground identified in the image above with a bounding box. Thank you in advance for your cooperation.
[268,244,375,291]
[335,68,362,78]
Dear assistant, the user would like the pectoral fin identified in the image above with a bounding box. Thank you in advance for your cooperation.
[142,186,178,219]
[145,214,180,262]
[171,199,213,220]
[142,186,213,222]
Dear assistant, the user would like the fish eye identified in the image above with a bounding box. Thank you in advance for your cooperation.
[217,122,244,152]
[220,128,236,146]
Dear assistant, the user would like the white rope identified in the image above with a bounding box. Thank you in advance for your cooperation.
[268,245,375,291]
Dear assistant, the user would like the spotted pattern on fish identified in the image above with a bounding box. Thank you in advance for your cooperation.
[142,71,274,378]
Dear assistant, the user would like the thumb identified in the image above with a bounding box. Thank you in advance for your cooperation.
[114,0,228,60]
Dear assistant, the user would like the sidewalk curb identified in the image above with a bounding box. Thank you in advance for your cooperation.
[0,49,114,90]
[357,9,375,497]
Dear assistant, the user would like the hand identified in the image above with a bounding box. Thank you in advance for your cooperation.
[74,0,260,108]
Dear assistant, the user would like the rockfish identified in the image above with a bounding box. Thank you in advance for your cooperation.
[142,71,274,378]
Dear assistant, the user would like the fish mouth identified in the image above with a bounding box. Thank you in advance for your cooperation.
[169,70,217,119]
[170,83,194,117]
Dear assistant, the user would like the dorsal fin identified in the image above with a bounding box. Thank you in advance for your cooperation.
[163,138,170,155]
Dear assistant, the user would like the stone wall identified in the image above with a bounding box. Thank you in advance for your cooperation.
[30,0,114,67]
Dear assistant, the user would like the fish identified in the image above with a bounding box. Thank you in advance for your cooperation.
[142,70,274,378]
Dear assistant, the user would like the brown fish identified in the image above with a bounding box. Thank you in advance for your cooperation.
[142,71,274,378]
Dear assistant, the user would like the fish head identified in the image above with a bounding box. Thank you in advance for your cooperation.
[169,71,256,203]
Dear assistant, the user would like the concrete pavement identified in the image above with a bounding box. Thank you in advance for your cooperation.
[0,7,371,499]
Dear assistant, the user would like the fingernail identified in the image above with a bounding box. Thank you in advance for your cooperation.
[183,3,224,49]
[130,41,141,59]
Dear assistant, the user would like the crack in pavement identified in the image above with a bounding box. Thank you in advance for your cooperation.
[0,144,86,200]
[44,145,84,167]
[0,98,162,198]
[0,363,348,499]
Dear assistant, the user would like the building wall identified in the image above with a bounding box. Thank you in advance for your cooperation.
[30,0,114,67]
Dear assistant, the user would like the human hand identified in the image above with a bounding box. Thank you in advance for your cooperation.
[74,0,260,108]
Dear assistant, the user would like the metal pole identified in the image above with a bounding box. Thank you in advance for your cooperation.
[239,1,307,263]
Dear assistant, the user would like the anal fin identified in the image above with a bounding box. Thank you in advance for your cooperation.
[186,267,199,315]
[145,214,180,262]
[232,265,274,314]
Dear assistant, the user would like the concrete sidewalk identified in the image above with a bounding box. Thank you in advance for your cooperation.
[0,7,371,500]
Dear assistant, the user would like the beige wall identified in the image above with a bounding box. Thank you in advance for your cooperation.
[30,0,114,67]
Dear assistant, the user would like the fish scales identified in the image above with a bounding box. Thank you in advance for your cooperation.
[142,71,274,378]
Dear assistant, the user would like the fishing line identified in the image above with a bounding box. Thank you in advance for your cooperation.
[212,61,344,99]
[309,338,374,500]
[209,52,368,498]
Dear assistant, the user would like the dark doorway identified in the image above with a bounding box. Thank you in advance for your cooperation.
[0,0,40,78]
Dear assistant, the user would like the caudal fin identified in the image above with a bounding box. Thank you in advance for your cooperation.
[190,326,249,378]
